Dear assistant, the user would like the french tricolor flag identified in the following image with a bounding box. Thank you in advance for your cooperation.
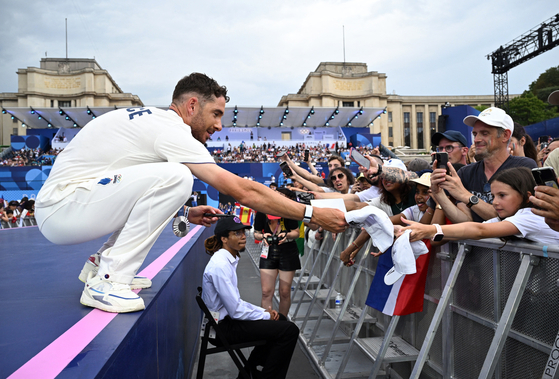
[366,240,431,316]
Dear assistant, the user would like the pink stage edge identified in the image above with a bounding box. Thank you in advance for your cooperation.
[8,225,202,379]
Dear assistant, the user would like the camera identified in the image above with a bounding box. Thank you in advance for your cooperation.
[266,234,282,255]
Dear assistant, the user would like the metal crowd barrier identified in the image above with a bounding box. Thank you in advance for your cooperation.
[245,227,559,379]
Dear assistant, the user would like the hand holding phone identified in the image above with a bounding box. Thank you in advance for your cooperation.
[532,167,559,189]
[435,152,449,174]
[304,149,310,162]
[349,148,370,169]
[280,161,294,177]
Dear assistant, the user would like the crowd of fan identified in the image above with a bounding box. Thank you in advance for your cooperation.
[0,148,63,166]
[264,105,559,271]
[0,197,35,228]
[210,141,397,164]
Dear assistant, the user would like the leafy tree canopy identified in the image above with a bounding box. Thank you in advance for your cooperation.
[528,65,559,102]
[508,91,559,126]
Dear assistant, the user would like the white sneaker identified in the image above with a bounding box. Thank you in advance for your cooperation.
[78,253,152,289]
[80,272,145,313]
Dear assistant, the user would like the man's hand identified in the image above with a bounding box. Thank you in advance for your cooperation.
[187,206,224,227]
[438,162,470,202]
[359,155,379,178]
[265,306,279,321]
[530,185,559,232]
[312,207,349,233]
[430,160,446,195]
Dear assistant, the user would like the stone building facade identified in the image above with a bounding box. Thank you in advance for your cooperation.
[278,62,497,149]
[0,58,142,145]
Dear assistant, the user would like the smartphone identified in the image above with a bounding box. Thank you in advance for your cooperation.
[532,167,559,189]
[276,151,286,158]
[349,148,370,169]
[203,213,235,218]
[304,149,310,161]
[280,161,294,177]
[435,152,449,174]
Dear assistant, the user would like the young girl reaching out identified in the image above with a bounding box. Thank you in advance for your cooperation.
[399,167,559,245]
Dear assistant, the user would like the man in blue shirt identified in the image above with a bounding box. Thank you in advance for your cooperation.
[202,217,299,379]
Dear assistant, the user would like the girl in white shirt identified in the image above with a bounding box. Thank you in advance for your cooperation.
[400,167,559,245]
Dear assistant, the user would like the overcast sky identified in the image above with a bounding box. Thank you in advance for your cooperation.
[1,0,557,107]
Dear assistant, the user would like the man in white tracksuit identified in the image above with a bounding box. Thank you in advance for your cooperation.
[36,73,348,313]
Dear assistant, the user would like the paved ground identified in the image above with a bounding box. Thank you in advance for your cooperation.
[193,249,320,379]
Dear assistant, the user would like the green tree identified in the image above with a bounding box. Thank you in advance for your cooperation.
[508,91,559,126]
[528,65,559,102]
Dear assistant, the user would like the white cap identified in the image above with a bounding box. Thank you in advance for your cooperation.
[549,90,559,106]
[463,107,513,134]
[384,230,429,285]
[410,172,431,188]
[384,158,407,171]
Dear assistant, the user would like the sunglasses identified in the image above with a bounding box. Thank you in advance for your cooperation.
[330,173,345,182]
[436,145,461,153]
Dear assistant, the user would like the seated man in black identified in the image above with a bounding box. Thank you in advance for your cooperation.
[202,217,299,379]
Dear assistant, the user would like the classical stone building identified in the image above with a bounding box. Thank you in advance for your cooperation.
[0,58,142,145]
[278,62,497,149]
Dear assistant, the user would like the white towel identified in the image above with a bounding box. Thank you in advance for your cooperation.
[345,205,394,253]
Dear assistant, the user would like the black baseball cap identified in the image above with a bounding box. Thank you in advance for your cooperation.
[214,216,251,236]
[431,130,468,147]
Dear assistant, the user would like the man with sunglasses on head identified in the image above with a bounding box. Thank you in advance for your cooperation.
[202,216,299,379]
[431,130,469,165]
[430,108,536,223]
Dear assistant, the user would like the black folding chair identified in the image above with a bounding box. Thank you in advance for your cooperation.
[196,287,267,379]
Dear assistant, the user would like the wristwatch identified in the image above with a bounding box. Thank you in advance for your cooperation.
[303,205,313,223]
[467,195,479,208]
[432,224,444,242]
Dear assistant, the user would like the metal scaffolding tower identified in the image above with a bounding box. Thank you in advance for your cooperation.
[487,13,559,110]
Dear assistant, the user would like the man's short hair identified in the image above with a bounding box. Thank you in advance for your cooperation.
[172,73,230,105]
[328,155,345,167]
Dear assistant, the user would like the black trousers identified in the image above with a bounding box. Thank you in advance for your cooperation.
[218,315,299,379]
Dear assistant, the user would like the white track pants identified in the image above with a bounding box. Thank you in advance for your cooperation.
[36,162,193,284]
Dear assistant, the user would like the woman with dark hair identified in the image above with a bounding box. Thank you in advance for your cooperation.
[326,166,355,194]
[368,175,415,216]
[400,167,559,244]
[510,122,538,163]
[253,189,301,317]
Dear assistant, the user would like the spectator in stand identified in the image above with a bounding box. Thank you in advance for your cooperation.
[280,153,344,188]
[0,202,8,224]
[269,182,277,191]
[19,200,35,226]
[431,130,469,165]
[509,122,537,163]
[7,200,20,221]
[5,209,16,225]
[350,173,372,194]
[537,137,559,167]
[326,166,355,194]
[402,167,559,245]
[430,107,537,224]
[530,90,559,232]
